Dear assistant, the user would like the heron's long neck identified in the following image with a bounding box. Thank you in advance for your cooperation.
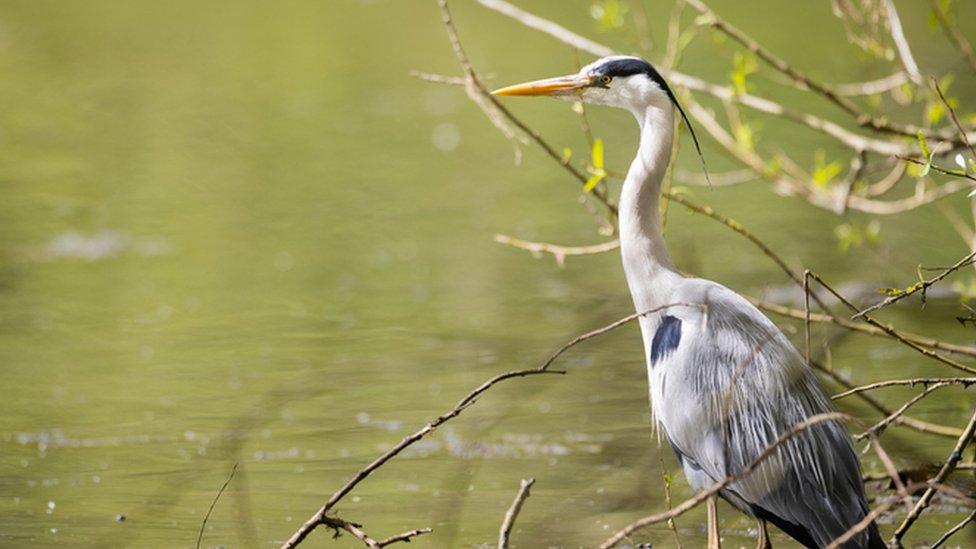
[619,103,681,312]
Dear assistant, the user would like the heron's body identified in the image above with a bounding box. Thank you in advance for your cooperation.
[495,56,885,548]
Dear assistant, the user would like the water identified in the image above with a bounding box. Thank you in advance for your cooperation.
[0,1,974,547]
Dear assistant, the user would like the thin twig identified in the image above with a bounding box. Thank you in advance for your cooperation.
[891,405,976,544]
[376,528,433,547]
[933,76,976,160]
[196,463,239,549]
[683,90,967,215]
[813,360,963,438]
[854,382,952,441]
[930,508,976,549]
[807,271,976,376]
[475,0,615,57]
[497,478,535,549]
[884,0,923,85]
[436,0,617,220]
[833,377,976,399]
[409,70,465,86]
[868,436,913,512]
[753,299,976,358]
[493,234,619,266]
[897,155,976,183]
[852,251,976,319]
[833,71,908,96]
[927,0,976,74]
[681,0,966,144]
[473,0,976,217]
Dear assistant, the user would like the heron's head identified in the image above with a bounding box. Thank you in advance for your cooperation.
[492,56,675,113]
[492,55,710,183]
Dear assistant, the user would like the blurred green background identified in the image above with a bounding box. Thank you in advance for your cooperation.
[0,1,974,547]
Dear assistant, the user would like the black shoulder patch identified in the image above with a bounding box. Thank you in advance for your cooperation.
[650,315,681,366]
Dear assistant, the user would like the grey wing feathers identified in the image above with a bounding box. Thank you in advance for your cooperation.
[661,280,883,548]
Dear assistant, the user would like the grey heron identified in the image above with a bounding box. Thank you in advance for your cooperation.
[493,56,885,549]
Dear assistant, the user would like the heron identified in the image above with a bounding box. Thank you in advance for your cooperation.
[492,56,885,549]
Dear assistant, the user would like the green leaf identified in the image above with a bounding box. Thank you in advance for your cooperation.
[927,102,946,125]
[917,131,931,159]
[939,73,956,94]
[813,150,842,188]
[729,52,758,96]
[734,123,755,152]
[916,131,934,176]
[920,161,932,177]
[583,172,605,192]
[591,138,604,169]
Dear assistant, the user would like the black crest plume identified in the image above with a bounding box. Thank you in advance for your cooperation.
[594,58,712,186]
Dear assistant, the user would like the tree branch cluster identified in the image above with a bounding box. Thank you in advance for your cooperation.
[198,1,976,547]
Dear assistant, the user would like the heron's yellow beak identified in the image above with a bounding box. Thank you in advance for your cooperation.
[491,74,592,96]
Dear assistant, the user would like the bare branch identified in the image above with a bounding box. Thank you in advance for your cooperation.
[883,0,923,85]
[930,508,976,549]
[475,0,615,57]
[494,234,619,266]
[891,405,976,544]
[853,382,952,441]
[927,0,976,73]
[196,463,238,549]
[833,71,908,96]
[852,250,976,319]
[868,437,913,512]
[864,161,906,197]
[433,0,618,220]
[933,76,976,160]
[681,0,966,143]
[409,70,465,86]
[898,155,976,183]
[753,299,976,358]
[376,528,433,547]
[673,73,917,156]
[497,478,535,549]
[477,0,930,157]
[806,271,976,376]
[813,361,964,438]
[833,376,976,399]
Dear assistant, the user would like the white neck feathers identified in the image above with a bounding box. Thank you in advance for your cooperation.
[618,96,681,312]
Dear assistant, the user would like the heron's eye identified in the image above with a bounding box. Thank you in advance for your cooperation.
[600,75,613,85]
